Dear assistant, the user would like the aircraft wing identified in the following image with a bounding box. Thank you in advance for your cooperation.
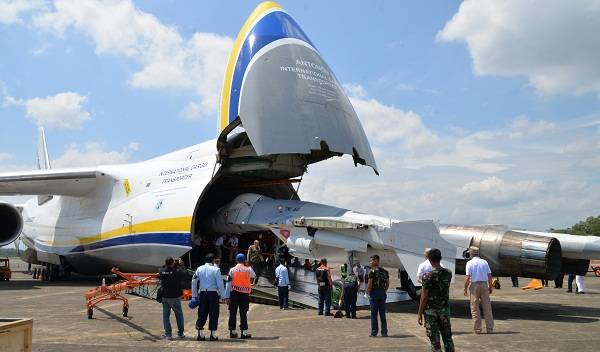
[0,168,105,196]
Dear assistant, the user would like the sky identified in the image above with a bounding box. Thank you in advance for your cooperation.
[0,0,599,231]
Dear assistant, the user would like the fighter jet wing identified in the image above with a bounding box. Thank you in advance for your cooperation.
[292,217,369,229]
[0,168,105,196]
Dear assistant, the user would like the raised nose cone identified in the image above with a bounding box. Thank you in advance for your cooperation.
[218,1,378,174]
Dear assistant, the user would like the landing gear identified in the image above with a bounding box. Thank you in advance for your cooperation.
[87,308,93,319]
[399,270,420,301]
[122,306,128,317]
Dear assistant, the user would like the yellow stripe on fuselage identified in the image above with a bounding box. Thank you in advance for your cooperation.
[219,1,282,132]
[42,216,193,246]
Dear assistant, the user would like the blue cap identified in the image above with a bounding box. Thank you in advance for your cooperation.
[236,253,246,263]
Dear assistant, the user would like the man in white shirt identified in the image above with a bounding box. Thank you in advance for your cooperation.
[417,248,432,284]
[463,246,494,334]
[228,234,239,263]
[417,248,445,284]
[214,235,224,263]
[275,258,290,309]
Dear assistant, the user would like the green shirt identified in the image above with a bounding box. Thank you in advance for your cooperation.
[422,267,452,312]
[368,267,389,290]
[248,245,261,263]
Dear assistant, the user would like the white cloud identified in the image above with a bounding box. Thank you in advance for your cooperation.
[510,115,558,138]
[459,176,544,206]
[0,153,13,162]
[0,0,44,24]
[5,92,91,129]
[31,42,50,56]
[348,94,508,173]
[343,83,367,98]
[350,97,439,149]
[297,84,600,230]
[32,0,233,120]
[52,142,139,168]
[438,0,600,96]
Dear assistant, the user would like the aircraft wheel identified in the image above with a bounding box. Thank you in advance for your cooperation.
[122,307,128,317]
[87,308,93,319]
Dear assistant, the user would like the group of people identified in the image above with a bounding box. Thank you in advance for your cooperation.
[158,252,256,341]
[312,255,390,337]
[159,239,590,352]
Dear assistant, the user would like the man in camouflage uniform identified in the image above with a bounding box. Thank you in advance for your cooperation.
[417,248,454,352]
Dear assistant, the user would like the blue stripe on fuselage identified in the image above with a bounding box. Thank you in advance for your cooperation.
[24,232,191,255]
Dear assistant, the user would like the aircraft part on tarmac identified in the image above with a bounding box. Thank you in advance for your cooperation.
[0,202,23,246]
[440,224,562,279]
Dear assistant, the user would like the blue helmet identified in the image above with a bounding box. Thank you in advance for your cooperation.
[236,253,246,263]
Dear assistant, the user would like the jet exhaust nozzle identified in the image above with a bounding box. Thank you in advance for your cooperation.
[443,225,562,279]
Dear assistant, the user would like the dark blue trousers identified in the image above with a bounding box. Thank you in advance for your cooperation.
[369,289,387,336]
[278,286,289,308]
[343,286,357,318]
[196,291,219,331]
[318,287,332,315]
[228,290,249,331]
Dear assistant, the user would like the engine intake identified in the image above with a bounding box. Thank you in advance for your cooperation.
[0,203,23,246]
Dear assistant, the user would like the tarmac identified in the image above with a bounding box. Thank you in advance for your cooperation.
[1,258,600,352]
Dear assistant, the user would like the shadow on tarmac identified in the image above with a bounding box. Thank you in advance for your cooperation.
[95,307,162,342]
[386,300,600,324]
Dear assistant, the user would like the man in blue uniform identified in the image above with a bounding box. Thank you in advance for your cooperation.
[275,257,290,309]
[190,253,225,341]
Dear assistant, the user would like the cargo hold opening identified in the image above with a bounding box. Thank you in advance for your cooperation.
[183,173,298,270]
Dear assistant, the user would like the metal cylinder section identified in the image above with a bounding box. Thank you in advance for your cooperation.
[495,231,561,278]
[0,202,23,246]
[460,225,562,279]
[286,233,314,256]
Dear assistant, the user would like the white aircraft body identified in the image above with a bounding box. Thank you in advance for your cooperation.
[1,2,598,293]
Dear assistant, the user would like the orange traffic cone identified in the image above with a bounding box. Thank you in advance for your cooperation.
[522,279,543,290]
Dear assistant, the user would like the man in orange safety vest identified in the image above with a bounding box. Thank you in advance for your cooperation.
[224,253,256,339]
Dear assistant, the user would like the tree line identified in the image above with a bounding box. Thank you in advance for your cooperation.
[549,215,600,236]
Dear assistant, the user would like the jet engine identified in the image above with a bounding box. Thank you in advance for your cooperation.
[0,202,23,246]
[441,225,562,279]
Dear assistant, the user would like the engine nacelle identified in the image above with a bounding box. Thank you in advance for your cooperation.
[0,202,23,246]
[442,225,562,279]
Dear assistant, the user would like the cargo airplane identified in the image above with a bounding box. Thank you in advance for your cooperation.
[1,2,598,297]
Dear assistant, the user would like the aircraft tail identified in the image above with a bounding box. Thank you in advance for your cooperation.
[37,127,51,170]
